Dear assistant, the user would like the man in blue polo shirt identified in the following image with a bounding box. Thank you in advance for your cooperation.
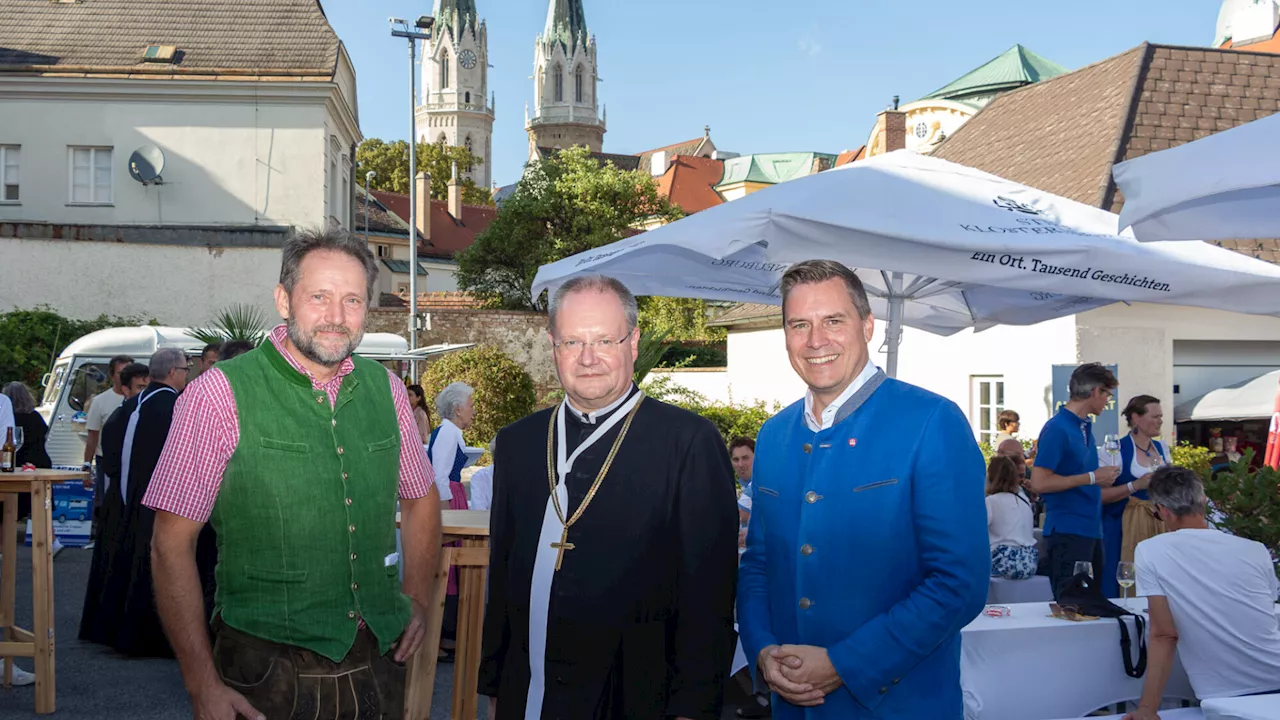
[1030,363,1121,600]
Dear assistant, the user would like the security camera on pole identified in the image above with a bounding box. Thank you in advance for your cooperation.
[390,15,435,380]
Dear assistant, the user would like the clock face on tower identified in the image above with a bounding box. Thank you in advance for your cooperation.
[459,50,477,69]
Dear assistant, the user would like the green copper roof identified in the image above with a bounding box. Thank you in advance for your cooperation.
[544,0,588,49]
[923,45,1068,102]
[433,0,478,36]
[717,152,837,187]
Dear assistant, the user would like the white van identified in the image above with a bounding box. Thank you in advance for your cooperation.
[37,326,460,468]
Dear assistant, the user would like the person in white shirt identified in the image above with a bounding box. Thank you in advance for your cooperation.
[468,437,495,512]
[0,391,13,448]
[985,455,1038,579]
[1124,466,1280,720]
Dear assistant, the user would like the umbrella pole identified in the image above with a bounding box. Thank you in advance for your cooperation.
[885,287,904,379]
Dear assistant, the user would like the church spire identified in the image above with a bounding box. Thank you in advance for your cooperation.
[433,0,479,37]
[544,0,588,50]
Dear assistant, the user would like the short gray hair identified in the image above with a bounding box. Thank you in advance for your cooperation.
[1148,466,1208,518]
[1069,362,1118,401]
[435,381,474,421]
[149,347,187,382]
[280,226,379,302]
[548,275,638,335]
[780,260,873,321]
[3,382,36,414]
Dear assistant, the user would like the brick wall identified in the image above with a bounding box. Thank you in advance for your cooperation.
[367,307,559,401]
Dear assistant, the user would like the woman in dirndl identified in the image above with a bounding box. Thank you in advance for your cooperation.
[1099,394,1172,597]
[428,381,475,661]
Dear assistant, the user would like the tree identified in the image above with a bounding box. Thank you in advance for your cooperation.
[419,345,536,453]
[355,138,492,206]
[455,146,684,310]
[0,306,155,387]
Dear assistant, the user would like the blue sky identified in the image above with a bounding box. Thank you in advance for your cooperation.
[323,0,1220,188]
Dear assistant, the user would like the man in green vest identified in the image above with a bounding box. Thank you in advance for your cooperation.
[145,226,443,720]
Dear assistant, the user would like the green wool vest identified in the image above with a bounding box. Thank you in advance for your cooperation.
[212,341,410,662]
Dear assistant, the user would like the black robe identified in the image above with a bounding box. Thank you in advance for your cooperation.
[79,382,217,657]
[478,389,739,720]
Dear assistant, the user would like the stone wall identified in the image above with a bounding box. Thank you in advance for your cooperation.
[367,307,558,401]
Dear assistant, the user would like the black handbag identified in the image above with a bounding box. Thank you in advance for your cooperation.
[1058,572,1148,678]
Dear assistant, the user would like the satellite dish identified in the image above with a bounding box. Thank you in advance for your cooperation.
[128,145,165,185]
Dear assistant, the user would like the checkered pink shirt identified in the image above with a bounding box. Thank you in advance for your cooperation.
[143,325,435,522]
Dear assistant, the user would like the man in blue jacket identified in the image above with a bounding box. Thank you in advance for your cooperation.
[737,260,989,719]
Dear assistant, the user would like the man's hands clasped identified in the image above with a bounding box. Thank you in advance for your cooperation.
[757,645,843,707]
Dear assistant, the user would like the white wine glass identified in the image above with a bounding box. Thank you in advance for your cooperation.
[1074,561,1094,580]
[1117,561,1137,610]
[12,426,23,458]
[1103,434,1121,466]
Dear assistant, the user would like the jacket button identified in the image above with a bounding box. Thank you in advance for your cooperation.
[350,552,357,560]
[343,472,349,480]
[801,544,813,556]
[803,443,812,454]
[351,582,358,591]
[337,446,344,455]
[892,678,900,685]
[348,611,356,619]
[880,687,888,695]
[349,524,356,533]
[331,418,337,427]
[345,497,353,506]
[799,597,812,609]
[805,491,819,504]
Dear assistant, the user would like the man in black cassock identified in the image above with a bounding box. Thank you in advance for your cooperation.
[478,275,739,720]
[79,347,213,657]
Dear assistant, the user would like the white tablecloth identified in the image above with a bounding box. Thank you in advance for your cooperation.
[987,575,1054,604]
[1202,694,1280,720]
[961,598,1196,720]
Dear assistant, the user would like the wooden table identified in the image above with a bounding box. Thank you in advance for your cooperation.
[1,468,86,714]
[399,509,491,720]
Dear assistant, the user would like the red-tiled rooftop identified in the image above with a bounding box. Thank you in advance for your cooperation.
[657,155,724,214]
[369,190,496,260]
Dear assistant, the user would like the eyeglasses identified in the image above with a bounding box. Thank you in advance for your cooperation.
[552,329,635,355]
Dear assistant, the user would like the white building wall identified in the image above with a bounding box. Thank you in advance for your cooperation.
[0,90,336,229]
[0,237,280,327]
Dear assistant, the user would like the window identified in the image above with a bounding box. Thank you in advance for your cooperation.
[970,376,1005,446]
[69,147,112,204]
[464,135,473,155]
[465,91,471,104]
[554,64,563,102]
[376,244,389,258]
[441,50,450,88]
[1,145,18,202]
[575,66,584,103]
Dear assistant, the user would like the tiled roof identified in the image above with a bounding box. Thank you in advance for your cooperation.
[388,291,488,310]
[356,190,408,236]
[1225,30,1280,54]
[835,146,867,166]
[718,152,837,187]
[369,189,497,261]
[656,156,724,214]
[707,302,781,328]
[0,0,339,76]
[934,43,1280,260]
[923,44,1069,103]
[636,134,711,172]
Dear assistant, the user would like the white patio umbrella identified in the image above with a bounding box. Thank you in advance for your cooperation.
[532,151,1280,377]
[1175,370,1280,423]
[1112,111,1280,241]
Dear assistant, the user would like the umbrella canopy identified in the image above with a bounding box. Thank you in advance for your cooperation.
[533,151,1280,376]
[1111,112,1280,242]
[1175,370,1280,423]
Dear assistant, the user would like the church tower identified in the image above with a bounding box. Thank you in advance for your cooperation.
[526,0,605,162]
[416,0,495,190]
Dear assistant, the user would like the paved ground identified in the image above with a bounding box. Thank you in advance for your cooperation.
[2,545,755,719]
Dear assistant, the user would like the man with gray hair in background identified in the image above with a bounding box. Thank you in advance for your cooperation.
[81,346,195,657]
[1122,466,1280,720]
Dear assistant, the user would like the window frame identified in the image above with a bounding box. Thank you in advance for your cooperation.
[575,66,584,103]
[1,145,20,203]
[554,64,564,102]
[969,375,1006,446]
[67,146,114,206]
[441,50,450,89]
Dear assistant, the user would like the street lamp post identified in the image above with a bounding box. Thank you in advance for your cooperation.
[364,170,375,245]
[390,15,434,380]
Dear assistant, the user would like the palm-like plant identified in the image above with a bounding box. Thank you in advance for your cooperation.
[190,303,268,347]
[633,328,672,386]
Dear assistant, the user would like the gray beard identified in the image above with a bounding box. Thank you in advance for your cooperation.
[286,316,363,367]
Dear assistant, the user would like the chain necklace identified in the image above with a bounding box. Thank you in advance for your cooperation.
[545,395,644,571]
[1131,430,1156,457]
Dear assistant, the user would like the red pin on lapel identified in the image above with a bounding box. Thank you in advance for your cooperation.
[848,438,857,447]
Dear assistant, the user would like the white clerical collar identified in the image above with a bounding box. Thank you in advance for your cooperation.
[565,385,637,425]
[804,361,879,432]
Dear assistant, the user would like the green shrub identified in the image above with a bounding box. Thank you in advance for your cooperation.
[1202,449,1280,578]
[420,345,536,456]
[0,306,155,387]
[1171,441,1214,481]
[658,344,727,369]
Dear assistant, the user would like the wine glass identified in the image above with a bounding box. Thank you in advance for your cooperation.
[1103,434,1121,466]
[12,426,23,459]
[1117,561,1137,610]
[1074,561,1094,580]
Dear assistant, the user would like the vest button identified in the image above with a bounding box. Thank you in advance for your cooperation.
[348,611,356,619]
[331,418,337,427]
[805,491,819,504]
[337,446,345,455]
[343,472,349,480]
[801,544,814,556]
[351,582,358,591]
[799,597,812,609]
[349,524,356,533]
[803,443,812,454]
[351,552,357,560]
[345,497,352,506]
[316,396,324,404]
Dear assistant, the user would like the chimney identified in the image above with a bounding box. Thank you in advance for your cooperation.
[448,161,462,220]
[415,172,431,243]
[874,108,907,155]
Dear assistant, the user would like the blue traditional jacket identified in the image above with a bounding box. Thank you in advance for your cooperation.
[738,372,989,719]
